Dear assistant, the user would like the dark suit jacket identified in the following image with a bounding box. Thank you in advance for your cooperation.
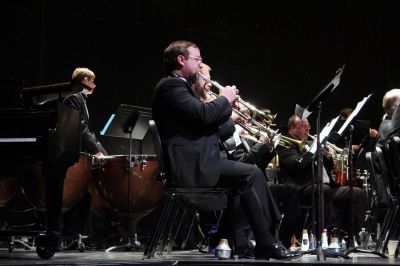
[377,116,392,146]
[230,137,276,171]
[152,76,232,187]
[277,137,334,189]
[62,92,107,155]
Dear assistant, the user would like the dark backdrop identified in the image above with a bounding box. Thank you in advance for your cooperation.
[2,0,399,153]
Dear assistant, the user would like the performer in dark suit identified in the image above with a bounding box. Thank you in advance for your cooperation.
[61,67,107,239]
[277,115,366,236]
[193,63,284,255]
[63,68,107,156]
[153,41,299,260]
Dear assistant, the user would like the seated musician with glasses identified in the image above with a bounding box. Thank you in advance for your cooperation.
[152,40,300,260]
[190,61,300,259]
[277,115,367,240]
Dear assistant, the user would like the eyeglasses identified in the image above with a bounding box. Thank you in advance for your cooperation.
[188,55,203,64]
[296,124,311,130]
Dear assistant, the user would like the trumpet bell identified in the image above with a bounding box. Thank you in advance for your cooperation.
[278,135,307,151]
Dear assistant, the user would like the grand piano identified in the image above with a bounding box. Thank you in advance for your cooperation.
[0,78,82,258]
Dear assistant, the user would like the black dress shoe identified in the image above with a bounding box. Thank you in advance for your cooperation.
[255,243,303,260]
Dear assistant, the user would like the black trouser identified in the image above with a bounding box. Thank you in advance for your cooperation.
[270,184,302,247]
[330,186,367,233]
[300,184,366,233]
[63,192,91,236]
[217,153,281,250]
[300,183,334,229]
[42,159,69,233]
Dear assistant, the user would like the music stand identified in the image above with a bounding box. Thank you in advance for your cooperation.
[100,104,151,251]
[295,65,349,260]
[325,95,385,257]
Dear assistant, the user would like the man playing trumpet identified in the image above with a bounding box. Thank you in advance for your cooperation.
[277,115,367,239]
[191,62,302,258]
[152,40,300,260]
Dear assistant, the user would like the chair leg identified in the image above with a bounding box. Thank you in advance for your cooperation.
[144,196,174,258]
[158,199,183,256]
[166,205,187,254]
[376,203,399,254]
[180,211,199,250]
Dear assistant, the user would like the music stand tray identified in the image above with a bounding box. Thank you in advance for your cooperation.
[101,104,151,142]
[296,64,345,120]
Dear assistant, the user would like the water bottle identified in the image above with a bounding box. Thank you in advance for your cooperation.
[359,228,368,248]
[301,229,309,251]
[321,229,329,249]
[207,225,219,255]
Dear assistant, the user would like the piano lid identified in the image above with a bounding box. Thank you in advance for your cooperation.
[22,81,84,105]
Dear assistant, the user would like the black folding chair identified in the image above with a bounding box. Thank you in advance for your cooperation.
[144,120,229,258]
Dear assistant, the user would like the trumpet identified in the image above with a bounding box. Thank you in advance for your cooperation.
[278,135,307,151]
[200,77,280,146]
[198,72,277,123]
[308,135,344,155]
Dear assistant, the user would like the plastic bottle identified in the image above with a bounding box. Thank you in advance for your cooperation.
[207,225,218,254]
[301,229,309,251]
[321,229,329,249]
[359,228,368,248]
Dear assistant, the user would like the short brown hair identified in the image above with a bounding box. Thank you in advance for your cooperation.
[163,40,199,74]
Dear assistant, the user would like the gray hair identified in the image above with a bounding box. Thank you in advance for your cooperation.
[383,88,400,116]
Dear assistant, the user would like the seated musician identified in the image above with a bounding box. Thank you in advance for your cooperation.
[277,115,367,237]
[328,108,378,170]
[153,40,302,260]
[191,61,300,258]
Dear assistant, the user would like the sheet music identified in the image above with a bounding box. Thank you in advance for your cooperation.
[309,116,339,154]
[337,94,372,136]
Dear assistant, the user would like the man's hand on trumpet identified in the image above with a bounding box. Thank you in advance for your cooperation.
[259,133,274,150]
[219,85,239,104]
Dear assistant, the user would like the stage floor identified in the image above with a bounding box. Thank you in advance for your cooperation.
[0,248,398,266]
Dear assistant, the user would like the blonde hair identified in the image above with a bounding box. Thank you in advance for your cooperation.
[201,63,211,73]
[71,67,95,82]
